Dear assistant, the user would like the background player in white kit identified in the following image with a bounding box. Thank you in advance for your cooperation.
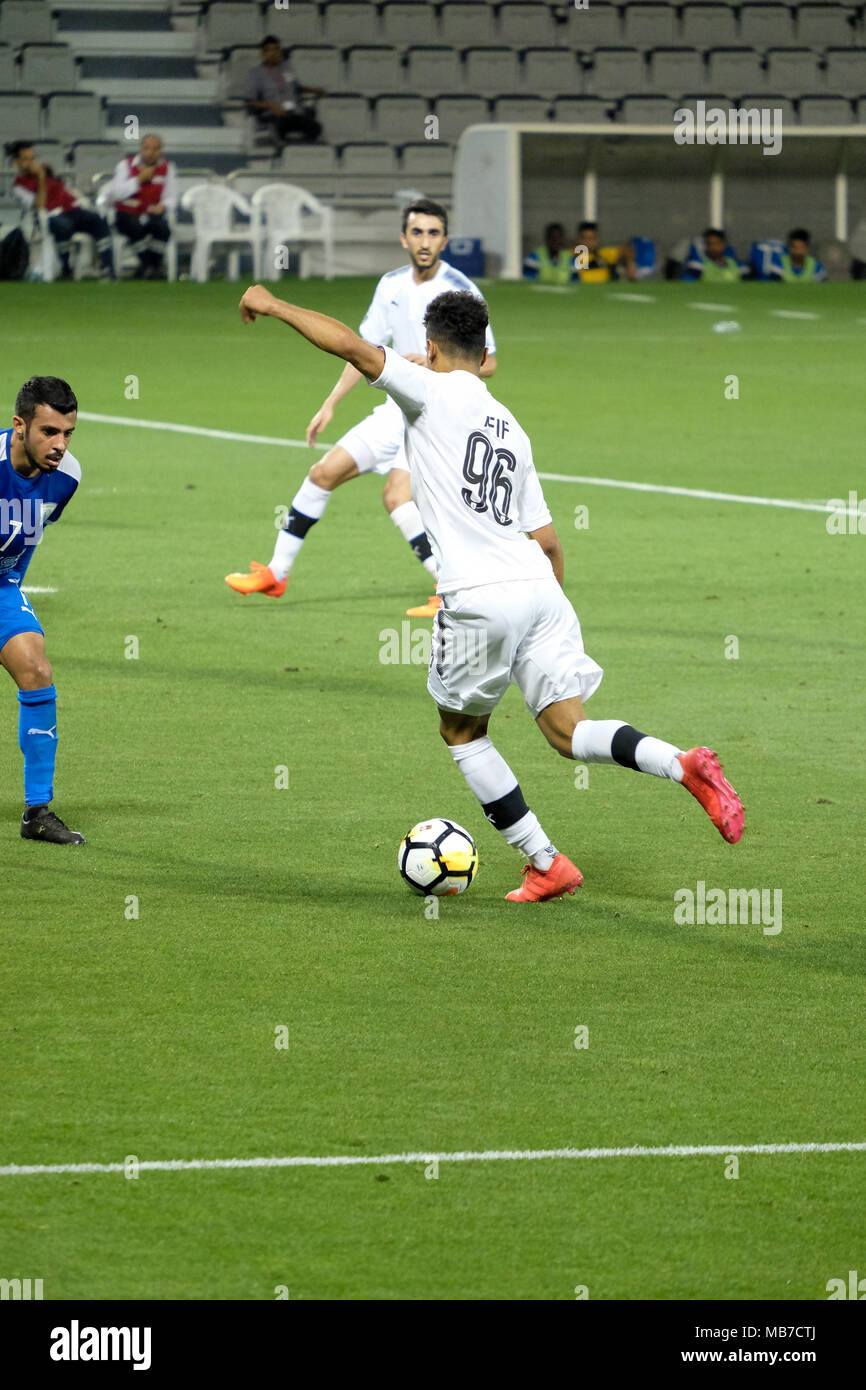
[237,284,744,902]
[226,199,496,619]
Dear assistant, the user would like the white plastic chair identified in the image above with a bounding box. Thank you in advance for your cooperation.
[251,182,334,281]
[180,183,256,282]
[36,206,93,281]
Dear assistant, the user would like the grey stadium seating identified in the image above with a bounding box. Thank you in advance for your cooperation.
[19,44,78,93]
[346,45,405,92]
[585,48,648,97]
[765,47,823,95]
[563,2,623,50]
[0,91,42,140]
[649,47,706,93]
[290,45,344,91]
[617,94,678,122]
[795,5,858,51]
[497,3,558,49]
[0,1,54,45]
[439,3,497,48]
[621,4,678,49]
[492,95,550,122]
[551,96,613,122]
[706,47,767,93]
[680,5,739,49]
[380,2,440,48]
[738,4,797,52]
[406,46,463,94]
[523,48,583,96]
[323,3,381,47]
[463,47,521,96]
[318,94,375,143]
[45,92,105,141]
[203,3,264,53]
[434,94,491,142]
[798,94,856,124]
[374,93,429,142]
[824,47,866,96]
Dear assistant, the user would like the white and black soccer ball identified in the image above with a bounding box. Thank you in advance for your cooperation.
[398,818,479,897]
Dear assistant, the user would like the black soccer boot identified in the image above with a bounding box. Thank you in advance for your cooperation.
[20,804,86,845]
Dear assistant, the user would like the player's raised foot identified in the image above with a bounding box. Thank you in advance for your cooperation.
[20,805,85,845]
[406,594,442,617]
[506,852,583,903]
[224,561,286,598]
[678,747,744,844]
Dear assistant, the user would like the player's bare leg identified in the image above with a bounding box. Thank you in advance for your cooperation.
[536,697,744,844]
[381,468,441,617]
[225,446,359,597]
[437,706,582,902]
[0,630,85,844]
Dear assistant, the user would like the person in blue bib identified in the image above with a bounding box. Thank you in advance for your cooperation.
[1,377,85,843]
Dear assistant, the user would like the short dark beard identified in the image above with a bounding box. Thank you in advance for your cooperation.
[23,423,53,474]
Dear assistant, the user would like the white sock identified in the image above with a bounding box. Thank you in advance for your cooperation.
[390,499,438,581]
[571,719,683,781]
[450,737,557,870]
[269,477,331,581]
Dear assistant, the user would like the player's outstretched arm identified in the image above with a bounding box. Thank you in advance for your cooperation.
[528,523,564,587]
[239,285,384,380]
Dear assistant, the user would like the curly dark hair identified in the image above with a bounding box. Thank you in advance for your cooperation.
[15,376,78,423]
[423,290,488,359]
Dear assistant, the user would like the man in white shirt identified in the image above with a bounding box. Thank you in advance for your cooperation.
[107,134,177,280]
[235,283,745,902]
[226,198,496,618]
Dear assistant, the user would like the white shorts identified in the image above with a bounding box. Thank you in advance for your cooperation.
[337,398,409,478]
[427,578,603,719]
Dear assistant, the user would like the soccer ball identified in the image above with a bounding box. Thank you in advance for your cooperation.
[398,818,478,897]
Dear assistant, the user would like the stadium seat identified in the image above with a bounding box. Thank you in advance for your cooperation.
[0,45,16,90]
[290,45,344,91]
[563,1,622,50]
[251,182,334,281]
[224,46,264,101]
[736,93,796,126]
[738,4,796,52]
[380,2,440,48]
[0,2,54,45]
[406,46,463,94]
[524,48,583,97]
[318,93,375,143]
[45,92,104,141]
[439,3,496,47]
[68,139,124,189]
[323,2,381,47]
[621,4,678,49]
[268,1,325,47]
[203,3,264,53]
[464,47,520,96]
[680,4,739,48]
[338,141,400,196]
[824,47,866,96]
[765,47,821,95]
[19,44,78,94]
[497,3,557,49]
[0,90,41,139]
[399,140,453,195]
[492,95,550,122]
[706,47,766,94]
[617,95,677,123]
[346,45,405,92]
[649,47,705,93]
[435,94,490,141]
[551,95,613,122]
[279,143,338,197]
[374,93,430,142]
[795,5,857,50]
[585,48,647,97]
[797,93,855,124]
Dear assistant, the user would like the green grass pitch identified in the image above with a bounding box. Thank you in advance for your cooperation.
[1,279,864,1300]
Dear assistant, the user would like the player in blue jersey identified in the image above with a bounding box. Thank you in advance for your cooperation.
[1,377,85,844]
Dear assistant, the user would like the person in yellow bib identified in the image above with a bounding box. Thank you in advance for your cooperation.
[771,228,826,283]
[572,221,637,284]
[522,222,575,285]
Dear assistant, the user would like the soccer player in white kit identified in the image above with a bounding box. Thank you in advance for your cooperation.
[237,284,744,902]
[226,199,496,619]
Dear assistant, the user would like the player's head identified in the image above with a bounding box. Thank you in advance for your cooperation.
[787,227,810,261]
[400,199,448,272]
[13,377,78,474]
[545,222,565,254]
[704,227,728,260]
[261,35,283,66]
[423,291,488,374]
[5,139,36,171]
[577,220,598,253]
[140,132,163,164]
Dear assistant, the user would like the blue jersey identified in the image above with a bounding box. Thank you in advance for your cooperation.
[0,427,80,584]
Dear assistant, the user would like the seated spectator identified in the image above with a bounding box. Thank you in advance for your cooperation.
[523,222,575,284]
[107,133,177,280]
[769,228,826,283]
[244,35,325,148]
[572,221,636,283]
[7,140,114,280]
[683,227,745,283]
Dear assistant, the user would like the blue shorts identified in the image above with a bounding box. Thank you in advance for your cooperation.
[0,575,43,655]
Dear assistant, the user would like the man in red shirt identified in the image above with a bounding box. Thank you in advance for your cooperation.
[107,133,177,280]
[7,140,115,280]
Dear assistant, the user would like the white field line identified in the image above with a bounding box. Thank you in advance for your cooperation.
[688,301,735,311]
[769,309,820,320]
[607,292,657,302]
[22,586,57,594]
[1,1140,864,1178]
[78,411,324,452]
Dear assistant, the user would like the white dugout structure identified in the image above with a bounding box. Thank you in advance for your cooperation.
[453,121,866,276]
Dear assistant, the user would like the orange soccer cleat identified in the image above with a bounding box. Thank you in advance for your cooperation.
[225,561,287,598]
[506,852,584,903]
[678,747,744,844]
[406,594,442,618]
